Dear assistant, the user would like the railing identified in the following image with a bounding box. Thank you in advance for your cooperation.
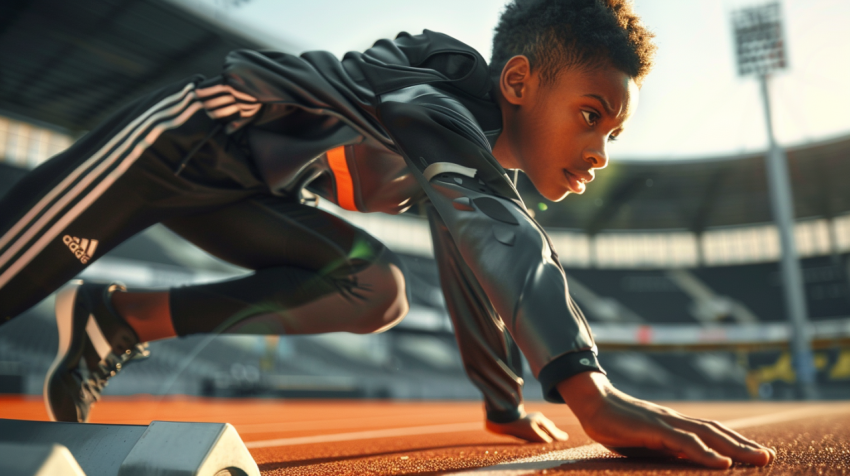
[591,319,850,351]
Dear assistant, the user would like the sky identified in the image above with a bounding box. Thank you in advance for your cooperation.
[176,0,850,160]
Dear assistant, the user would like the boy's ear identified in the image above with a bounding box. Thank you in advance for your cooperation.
[500,55,532,105]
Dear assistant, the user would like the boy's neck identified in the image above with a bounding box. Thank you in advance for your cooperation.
[491,135,520,171]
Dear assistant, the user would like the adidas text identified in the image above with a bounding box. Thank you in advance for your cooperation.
[62,235,98,264]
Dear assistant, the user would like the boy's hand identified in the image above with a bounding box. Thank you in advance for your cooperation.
[486,410,569,443]
[558,372,776,469]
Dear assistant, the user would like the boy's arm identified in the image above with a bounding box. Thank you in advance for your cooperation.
[376,86,601,401]
[427,204,566,443]
[427,203,524,422]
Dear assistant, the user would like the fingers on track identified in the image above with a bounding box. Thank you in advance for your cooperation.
[537,417,568,442]
[659,429,733,469]
[683,419,773,466]
[700,419,777,463]
[530,420,555,443]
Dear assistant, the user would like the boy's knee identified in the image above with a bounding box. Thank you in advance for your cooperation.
[348,251,409,334]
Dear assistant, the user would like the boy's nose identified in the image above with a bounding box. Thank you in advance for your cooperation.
[583,145,609,170]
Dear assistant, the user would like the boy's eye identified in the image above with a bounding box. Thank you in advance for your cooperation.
[608,134,619,143]
[581,110,598,126]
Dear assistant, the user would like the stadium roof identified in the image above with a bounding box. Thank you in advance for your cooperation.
[0,0,287,133]
[520,133,850,232]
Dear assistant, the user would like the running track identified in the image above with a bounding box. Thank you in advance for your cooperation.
[1,397,849,475]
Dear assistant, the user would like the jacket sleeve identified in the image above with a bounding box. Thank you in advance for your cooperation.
[427,202,526,422]
[376,85,605,403]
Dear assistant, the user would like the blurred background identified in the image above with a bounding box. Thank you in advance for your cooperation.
[0,0,849,404]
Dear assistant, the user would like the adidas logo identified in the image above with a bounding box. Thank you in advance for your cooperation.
[62,235,98,264]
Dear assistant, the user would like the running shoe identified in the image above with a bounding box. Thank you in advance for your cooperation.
[44,280,149,422]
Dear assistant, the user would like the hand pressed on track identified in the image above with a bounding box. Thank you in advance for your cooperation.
[486,409,569,443]
[558,372,776,469]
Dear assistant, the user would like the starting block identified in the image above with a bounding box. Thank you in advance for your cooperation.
[0,443,85,476]
[0,419,259,476]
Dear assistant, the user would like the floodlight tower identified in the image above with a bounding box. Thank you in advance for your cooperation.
[731,2,818,399]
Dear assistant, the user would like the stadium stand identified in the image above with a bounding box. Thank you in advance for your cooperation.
[565,255,850,325]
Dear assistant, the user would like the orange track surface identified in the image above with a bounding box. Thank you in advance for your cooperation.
[2,396,849,475]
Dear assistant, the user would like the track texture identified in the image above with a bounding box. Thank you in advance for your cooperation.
[1,398,848,475]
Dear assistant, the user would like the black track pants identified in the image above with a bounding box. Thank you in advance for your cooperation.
[164,197,409,336]
[0,77,408,336]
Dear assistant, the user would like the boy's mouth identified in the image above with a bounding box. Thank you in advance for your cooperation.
[563,169,590,194]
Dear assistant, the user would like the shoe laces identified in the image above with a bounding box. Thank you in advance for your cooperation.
[74,343,150,403]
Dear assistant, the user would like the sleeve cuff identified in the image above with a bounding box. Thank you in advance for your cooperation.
[485,406,523,424]
[537,351,606,403]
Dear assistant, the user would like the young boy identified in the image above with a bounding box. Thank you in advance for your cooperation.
[0,0,774,468]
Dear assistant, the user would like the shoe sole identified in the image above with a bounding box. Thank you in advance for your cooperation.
[43,279,84,422]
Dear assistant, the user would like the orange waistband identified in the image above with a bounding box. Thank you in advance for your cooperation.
[326,146,358,211]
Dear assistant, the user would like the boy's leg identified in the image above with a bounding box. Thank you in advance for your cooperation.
[0,76,261,323]
[0,76,264,421]
[43,193,408,422]
[161,196,409,337]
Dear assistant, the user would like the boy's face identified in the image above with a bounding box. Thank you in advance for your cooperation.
[494,57,639,202]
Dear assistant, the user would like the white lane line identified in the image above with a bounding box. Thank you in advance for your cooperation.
[453,405,850,475]
[237,412,470,434]
[244,422,482,448]
[465,444,614,476]
[723,405,850,430]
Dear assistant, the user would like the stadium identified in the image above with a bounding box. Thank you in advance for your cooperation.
[0,0,848,474]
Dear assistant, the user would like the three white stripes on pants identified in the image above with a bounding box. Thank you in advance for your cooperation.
[0,82,258,290]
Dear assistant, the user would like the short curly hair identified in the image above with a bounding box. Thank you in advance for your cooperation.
[490,0,657,86]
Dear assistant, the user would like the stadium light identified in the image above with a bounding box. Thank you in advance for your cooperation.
[731,2,818,399]
[731,2,787,77]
